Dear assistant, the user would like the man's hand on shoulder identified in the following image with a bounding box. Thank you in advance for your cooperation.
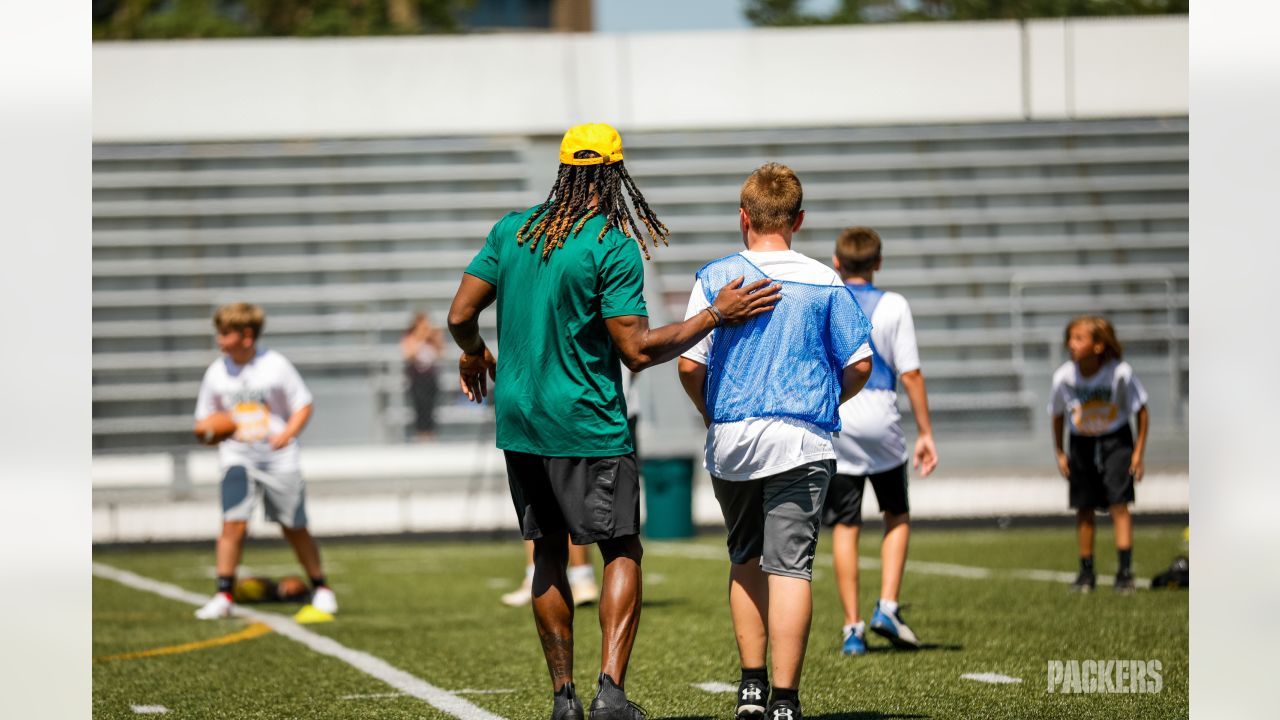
[712,276,782,325]
[460,347,497,403]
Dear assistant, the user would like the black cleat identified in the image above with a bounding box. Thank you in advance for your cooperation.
[735,677,769,720]
[1069,569,1096,593]
[551,682,584,720]
[1113,570,1137,595]
[765,699,802,720]
[588,674,645,720]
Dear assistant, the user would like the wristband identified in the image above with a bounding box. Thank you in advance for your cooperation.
[705,305,724,327]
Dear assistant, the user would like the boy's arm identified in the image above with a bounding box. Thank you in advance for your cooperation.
[839,357,873,404]
[1130,405,1149,482]
[269,403,313,450]
[1051,414,1070,479]
[677,358,711,427]
[899,369,938,477]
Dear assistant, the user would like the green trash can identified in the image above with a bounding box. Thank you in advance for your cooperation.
[641,457,695,539]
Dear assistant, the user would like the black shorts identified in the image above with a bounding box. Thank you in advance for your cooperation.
[1067,425,1136,510]
[504,451,641,545]
[821,462,910,527]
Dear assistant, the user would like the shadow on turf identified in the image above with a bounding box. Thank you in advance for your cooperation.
[858,642,963,654]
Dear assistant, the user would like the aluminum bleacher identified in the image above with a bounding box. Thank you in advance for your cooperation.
[92,117,1187,454]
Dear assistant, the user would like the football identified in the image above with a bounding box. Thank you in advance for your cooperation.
[194,411,237,445]
[276,576,310,602]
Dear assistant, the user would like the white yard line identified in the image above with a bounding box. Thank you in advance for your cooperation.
[130,706,169,714]
[960,673,1022,684]
[93,563,508,720]
[645,543,1151,589]
[691,681,737,694]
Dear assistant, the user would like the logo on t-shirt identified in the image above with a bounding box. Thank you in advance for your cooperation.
[1071,385,1119,436]
[228,389,270,442]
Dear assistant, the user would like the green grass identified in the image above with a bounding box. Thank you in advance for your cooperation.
[93,523,1188,719]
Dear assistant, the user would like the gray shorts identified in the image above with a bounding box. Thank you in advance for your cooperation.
[221,464,308,529]
[711,460,834,580]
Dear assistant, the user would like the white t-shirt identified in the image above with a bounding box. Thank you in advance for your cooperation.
[1048,359,1148,437]
[681,250,873,481]
[832,288,921,476]
[194,348,314,470]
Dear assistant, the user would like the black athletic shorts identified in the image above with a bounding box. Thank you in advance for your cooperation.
[1067,425,1136,510]
[504,451,641,545]
[821,462,910,527]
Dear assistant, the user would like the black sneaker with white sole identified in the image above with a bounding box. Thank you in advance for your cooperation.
[1069,569,1097,593]
[588,673,645,720]
[551,682,584,720]
[1113,570,1137,594]
[735,678,769,720]
[765,698,802,720]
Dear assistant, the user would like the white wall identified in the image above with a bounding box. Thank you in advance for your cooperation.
[93,17,1187,142]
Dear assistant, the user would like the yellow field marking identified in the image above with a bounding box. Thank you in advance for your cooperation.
[95,622,272,663]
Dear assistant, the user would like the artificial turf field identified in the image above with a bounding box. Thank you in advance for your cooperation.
[93,523,1188,719]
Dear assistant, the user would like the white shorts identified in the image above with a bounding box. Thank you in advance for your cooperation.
[220,463,307,528]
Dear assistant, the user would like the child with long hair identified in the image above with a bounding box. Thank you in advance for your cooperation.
[1049,315,1150,593]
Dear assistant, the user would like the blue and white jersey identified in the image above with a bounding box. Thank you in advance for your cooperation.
[683,250,873,481]
[832,285,921,476]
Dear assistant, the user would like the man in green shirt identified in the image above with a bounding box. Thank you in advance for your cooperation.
[448,123,780,720]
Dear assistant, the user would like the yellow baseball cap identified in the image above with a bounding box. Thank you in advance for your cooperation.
[559,123,625,166]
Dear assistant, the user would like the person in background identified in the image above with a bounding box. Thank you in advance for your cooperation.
[402,311,445,441]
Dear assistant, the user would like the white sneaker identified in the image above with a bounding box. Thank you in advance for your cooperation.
[194,592,234,620]
[310,586,338,614]
[501,575,533,607]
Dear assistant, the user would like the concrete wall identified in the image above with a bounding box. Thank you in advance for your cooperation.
[93,17,1186,142]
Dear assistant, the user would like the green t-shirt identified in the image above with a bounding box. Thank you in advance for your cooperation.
[464,206,647,457]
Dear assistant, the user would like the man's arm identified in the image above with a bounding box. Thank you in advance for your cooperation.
[269,403,314,450]
[604,276,780,372]
[677,358,711,427]
[840,357,872,404]
[1130,405,1149,482]
[447,274,498,402]
[899,369,938,477]
[1052,414,1070,479]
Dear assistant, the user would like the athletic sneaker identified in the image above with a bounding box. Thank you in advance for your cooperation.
[841,623,867,656]
[571,577,600,607]
[502,574,534,607]
[869,602,920,649]
[1113,570,1137,595]
[194,592,234,620]
[311,586,339,614]
[1069,570,1097,594]
[765,698,802,720]
[735,678,769,720]
[588,673,646,720]
[551,682,584,720]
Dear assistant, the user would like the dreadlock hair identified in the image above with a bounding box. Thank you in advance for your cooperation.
[515,149,670,260]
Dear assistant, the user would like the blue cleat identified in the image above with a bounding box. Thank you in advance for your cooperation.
[869,602,920,650]
[841,623,867,656]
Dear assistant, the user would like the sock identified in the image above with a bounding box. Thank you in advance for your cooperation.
[1118,549,1133,574]
[216,575,235,597]
[568,564,595,584]
[770,687,799,706]
[879,599,899,615]
[740,666,768,685]
[842,621,866,640]
[1080,556,1095,574]
[555,681,577,700]
[309,576,328,590]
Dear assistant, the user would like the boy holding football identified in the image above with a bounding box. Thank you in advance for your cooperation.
[191,303,337,622]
